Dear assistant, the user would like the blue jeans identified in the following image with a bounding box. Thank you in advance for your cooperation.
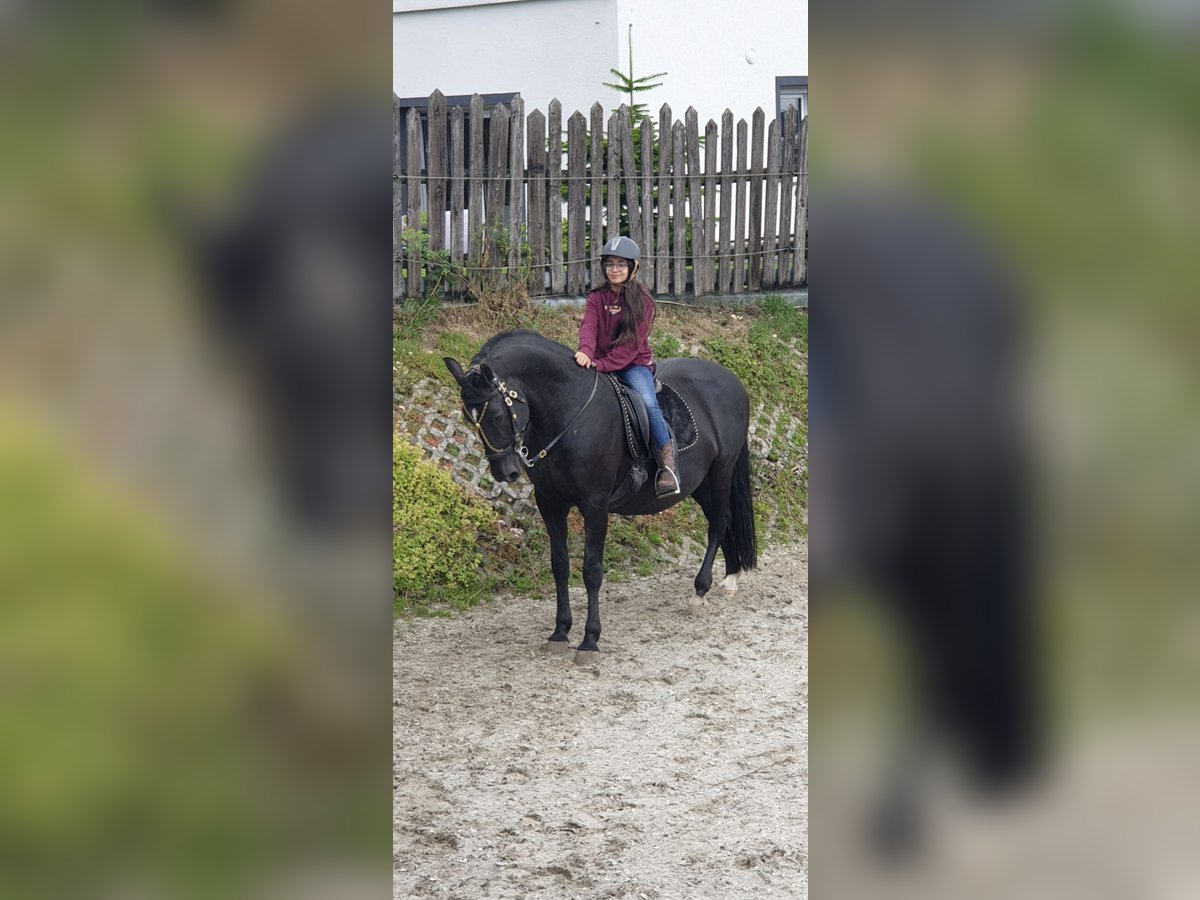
[616,365,670,451]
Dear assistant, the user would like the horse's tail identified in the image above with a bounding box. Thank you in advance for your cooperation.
[727,441,758,572]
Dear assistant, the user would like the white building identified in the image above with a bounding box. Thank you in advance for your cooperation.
[393,0,807,128]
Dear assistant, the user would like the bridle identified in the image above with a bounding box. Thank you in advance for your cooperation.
[464,366,600,469]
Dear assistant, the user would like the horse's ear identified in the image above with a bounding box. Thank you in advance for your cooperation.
[477,363,494,382]
[444,357,466,384]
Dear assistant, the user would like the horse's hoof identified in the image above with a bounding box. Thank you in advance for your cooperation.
[721,573,740,595]
[544,640,572,656]
[687,597,707,617]
[573,650,602,666]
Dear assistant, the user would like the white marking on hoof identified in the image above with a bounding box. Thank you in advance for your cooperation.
[721,573,739,595]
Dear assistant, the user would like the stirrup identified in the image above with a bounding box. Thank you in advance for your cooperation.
[655,467,681,497]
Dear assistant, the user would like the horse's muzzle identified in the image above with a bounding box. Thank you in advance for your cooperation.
[490,458,522,483]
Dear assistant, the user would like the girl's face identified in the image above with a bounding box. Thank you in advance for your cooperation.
[604,256,631,288]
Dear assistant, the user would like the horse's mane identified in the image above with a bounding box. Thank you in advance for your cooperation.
[471,329,573,366]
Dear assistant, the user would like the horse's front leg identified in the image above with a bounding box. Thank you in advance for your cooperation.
[537,495,572,655]
[575,501,610,664]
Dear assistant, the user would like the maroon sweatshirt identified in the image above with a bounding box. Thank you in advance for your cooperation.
[578,285,656,373]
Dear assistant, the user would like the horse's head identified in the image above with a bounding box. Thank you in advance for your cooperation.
[444,357,524,483]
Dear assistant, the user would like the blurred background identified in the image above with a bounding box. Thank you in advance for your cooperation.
[809,1,1200,897]
[1,2,390,898]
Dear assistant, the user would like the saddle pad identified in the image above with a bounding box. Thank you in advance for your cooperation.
[657,382,698,452]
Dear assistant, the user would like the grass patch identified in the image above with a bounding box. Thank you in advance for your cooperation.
[393,297,807,614]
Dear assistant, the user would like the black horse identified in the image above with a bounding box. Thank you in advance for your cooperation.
[444,329,757,664]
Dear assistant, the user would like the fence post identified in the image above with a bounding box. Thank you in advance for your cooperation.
[590,102,604,287]
[547,99,564,295]
[685,108,701,298]
[796,115,808,286]
[566,111,587,295]
[450,106,465,286]
[605,110,620,248]
[733,118,747,294]
[527,108,547,296]
[779,107,796,286]
[486,102,509,282]
[508,96,524,272]
[748,108,765,292]
[639,116,655,292]
[702,118,718,296]
[406,107,422,299]
[764,118,780,289]
[718,109,733,294]
[656,104,673,296]
[468,94,485,275]
[671,119,686,297]
[428,90,447,255]
[620,105,642,252]
[393,95,403,300]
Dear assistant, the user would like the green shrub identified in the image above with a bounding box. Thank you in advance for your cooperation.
[393,437,498,613]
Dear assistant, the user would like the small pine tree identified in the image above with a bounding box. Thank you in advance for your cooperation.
[603,24,667,128]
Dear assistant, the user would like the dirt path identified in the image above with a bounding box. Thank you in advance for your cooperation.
[393,542,808,899]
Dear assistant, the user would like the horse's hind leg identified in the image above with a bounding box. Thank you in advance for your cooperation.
[536,495,572,653]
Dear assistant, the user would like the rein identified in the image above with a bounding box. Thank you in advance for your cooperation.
[468,366,600,469]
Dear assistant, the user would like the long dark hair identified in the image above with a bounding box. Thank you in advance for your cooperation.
[592,259,652,346]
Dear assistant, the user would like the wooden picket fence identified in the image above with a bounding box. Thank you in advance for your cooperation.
[393,91,808,300]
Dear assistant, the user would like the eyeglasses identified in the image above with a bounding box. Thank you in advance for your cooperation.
[603,260,629,270]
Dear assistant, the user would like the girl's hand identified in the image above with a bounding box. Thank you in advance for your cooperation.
[575,351,593,368]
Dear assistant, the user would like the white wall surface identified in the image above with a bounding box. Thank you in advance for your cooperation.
[393,0,619,120]
[393,0,806,125]
[614,0,807,125]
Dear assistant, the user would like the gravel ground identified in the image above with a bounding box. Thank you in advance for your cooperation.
[393,542,808,899]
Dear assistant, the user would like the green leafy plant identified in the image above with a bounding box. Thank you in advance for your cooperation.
[603,25,668,129]
[393,436,499,613]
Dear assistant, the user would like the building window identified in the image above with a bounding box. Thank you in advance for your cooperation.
[775,76,808,123]
[394,91,519,215]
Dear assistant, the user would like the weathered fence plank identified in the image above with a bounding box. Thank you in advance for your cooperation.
[733,118,747,293]
[655,104,673,295]
[527,108,547,295]
[547,99,564,294]
[718,109,733,294]
[507,96,524,271]
[639,116,655,291]
[763,118,780,289]
[671,119,686,296]
[748,108,765,292]
[468,94,485,271]
[606,110,620,249]
[393,95,403,299]
[778,107,796,286]
[620,106,642,253]
[590,102,604,286]
[406,108,422,298]
[428,91,447,254]
[566,112,587,294]
[702,119,718,296]
[449,105,465,278]
[486,103,509,274]
[796,114,808,285]
[685,108,701,295]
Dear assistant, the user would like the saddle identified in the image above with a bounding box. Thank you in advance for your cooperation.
[604,374,698,503]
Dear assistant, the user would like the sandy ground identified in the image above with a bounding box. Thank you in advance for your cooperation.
[393,542,808,899]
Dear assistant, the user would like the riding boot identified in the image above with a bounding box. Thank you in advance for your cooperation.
[655,440,681,497]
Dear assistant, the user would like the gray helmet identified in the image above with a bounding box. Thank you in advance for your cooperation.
[600,235,640,262]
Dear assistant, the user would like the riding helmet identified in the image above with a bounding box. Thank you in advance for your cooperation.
[600,235,640,262]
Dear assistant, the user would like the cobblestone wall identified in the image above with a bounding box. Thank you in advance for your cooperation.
[398,376,808,551]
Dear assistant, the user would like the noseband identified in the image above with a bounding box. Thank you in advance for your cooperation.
[464,366,600,469]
